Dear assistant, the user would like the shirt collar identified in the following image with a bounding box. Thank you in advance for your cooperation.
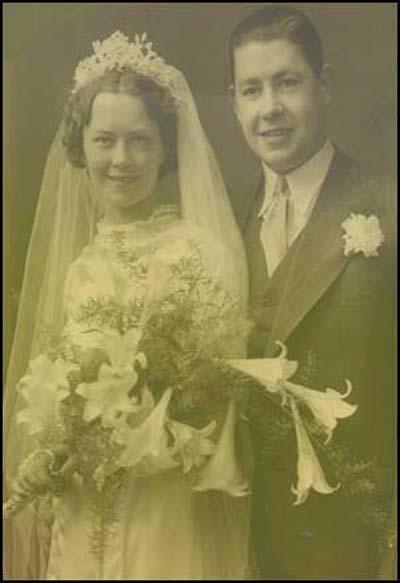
[259,140,335,218]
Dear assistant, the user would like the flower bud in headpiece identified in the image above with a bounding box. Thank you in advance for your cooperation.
[73,31,179,102]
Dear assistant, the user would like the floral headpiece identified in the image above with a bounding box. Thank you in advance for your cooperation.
[72,31,177,99]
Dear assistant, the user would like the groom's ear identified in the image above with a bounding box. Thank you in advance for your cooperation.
[319,63,333,105]
[228,84,239,119]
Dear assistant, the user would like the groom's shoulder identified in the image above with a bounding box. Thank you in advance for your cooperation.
[332,147,395,208]
[329,146,361,186]
[360,169,396,249]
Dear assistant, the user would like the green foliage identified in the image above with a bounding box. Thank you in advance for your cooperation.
[302,414,393,543]
[84,469,127,563]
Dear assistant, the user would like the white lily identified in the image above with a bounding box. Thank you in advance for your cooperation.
[192,400,250,497]
[286,379,357,444]
[290,397,340,505]
[97,328,145,375]
[226,342,358,505]
[17,355,75,434]
[122,384,156,429]
[76,363,138,427]
[114,387,178,472]
[168,419,217,473]
[227,341,298,396]
[227,342,357,442]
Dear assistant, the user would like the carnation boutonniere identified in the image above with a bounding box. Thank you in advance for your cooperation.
[341,213,384,257]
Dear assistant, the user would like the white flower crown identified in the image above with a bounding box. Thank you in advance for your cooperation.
[72,31,177,99]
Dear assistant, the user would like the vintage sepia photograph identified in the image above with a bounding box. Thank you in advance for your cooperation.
[3,3,397,580]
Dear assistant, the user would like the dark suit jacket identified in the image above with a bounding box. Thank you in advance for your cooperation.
[242,150,396,579]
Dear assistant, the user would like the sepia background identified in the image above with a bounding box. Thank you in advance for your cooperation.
[3,2,397,368]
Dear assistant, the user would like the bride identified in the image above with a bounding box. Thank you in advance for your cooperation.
[3,31,253,580]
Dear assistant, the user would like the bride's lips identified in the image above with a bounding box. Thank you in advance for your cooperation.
[107,174,141,185]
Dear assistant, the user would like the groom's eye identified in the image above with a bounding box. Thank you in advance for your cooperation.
[277,77,300,90]
[241,85,261,99]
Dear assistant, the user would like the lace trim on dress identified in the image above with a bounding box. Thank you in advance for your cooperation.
[96,204,180,235]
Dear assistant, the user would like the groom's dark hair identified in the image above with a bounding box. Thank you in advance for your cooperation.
[229,5,324,83]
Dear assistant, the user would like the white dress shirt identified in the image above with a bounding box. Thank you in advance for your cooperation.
[259,140,335,275]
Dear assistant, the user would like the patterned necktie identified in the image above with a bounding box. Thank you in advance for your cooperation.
[260,175,291,277]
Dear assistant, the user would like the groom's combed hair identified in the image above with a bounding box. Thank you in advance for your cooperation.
[229,5,324,82]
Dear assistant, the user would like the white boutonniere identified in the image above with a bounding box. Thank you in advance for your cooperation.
[341,213,384,257]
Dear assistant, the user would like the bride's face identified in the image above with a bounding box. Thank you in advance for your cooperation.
[83,92,165,210]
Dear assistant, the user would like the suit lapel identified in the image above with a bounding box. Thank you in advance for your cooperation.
[243,176,271,306]
[263,151,361,356]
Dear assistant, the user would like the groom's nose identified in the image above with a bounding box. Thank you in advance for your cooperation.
[259,85,284,119]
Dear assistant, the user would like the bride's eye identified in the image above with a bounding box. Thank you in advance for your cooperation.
[94,135,114,147]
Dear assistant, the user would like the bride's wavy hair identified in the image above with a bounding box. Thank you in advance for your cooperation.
[62,68,178,176]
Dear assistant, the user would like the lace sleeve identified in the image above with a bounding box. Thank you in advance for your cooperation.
[62,247,116,350]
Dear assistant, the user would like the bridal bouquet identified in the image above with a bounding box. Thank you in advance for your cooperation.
[3,249,250,557]
[4,246,392,556]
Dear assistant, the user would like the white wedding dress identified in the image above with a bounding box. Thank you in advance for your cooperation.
[46,206,252,580]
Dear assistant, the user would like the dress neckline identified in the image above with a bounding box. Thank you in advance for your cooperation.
[96,204,180,235]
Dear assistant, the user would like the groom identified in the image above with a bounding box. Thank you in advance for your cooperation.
[228,5,396,580]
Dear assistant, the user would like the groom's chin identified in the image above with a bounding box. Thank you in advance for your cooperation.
[259,150,297,174]
[258,145,316,175]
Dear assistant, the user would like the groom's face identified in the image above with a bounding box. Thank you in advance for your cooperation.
[232,38,331,174]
